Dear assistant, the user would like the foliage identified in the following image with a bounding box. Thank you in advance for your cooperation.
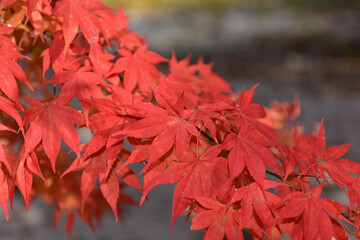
[0,0,359,239]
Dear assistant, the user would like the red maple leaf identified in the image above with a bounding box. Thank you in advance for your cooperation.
[277,182,351,239]
[259,96,300,130]
[0,153,17,221]
[190,197,242,240]
[110,44,167,95]
[80,95,138,173]
[227,85,281,150]
[42,66,104,99]
[95,3,129,40]
[41,33,84,76]
[79,148,141,220]
[222,123,280,184]
[141,145,230,229]
[0,153,17,220]
[52,0,112,51]
[169,53,197,77]
[32,151,137,238]
[14,149,47,210]
[0,32,32,105]
[348,177,360,211]
[89,42,115,78]
[306,120,360,187]
[228,181,283,238]
[25,0,37,22]
[16,155,33,210]
[0,95,24,133]
[0,167,10,220]
[184,100,230,143]
[117,92,199,167]
[22,96,84,171]
[157,53,201,104]
[195,57,232,95]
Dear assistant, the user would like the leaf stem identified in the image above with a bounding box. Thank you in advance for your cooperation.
[265,170,302,191]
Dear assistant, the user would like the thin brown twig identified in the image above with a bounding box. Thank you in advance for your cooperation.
[266,170,302,191]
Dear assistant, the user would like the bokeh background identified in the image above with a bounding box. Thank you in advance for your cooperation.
[1,0,360,239]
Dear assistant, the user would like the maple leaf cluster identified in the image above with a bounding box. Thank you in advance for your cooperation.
[0,0,359,239]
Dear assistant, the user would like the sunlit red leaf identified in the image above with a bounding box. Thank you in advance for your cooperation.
[22,96,84,171]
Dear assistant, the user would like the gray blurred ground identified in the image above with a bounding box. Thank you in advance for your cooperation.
[1,4,360,240]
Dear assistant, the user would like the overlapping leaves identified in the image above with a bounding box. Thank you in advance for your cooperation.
[0,1,359,240]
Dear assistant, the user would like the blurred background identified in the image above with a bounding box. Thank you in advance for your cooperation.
[2,0,360,239]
